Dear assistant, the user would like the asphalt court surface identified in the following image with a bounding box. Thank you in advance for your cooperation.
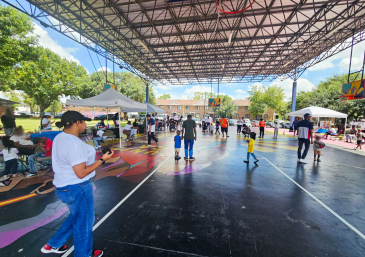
[0,128,364,256]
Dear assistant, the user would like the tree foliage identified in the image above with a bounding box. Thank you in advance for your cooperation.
[296,73,365,120]
[9,47,88,116]
[248,84,285,118]
[158,94,171,99]
[212,95,237,118]
[0,6,37,84]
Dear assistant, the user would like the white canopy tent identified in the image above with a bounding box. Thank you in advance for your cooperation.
[66,88,148,147]
[122,103,165,113]
[286,106,348,136]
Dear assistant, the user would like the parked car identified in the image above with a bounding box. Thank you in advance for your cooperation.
[251,120,260,127]
[266,121,274,127]
[284,122,291,129]
[245,120,252,127]
[193,118,201,125]
[54,113,63,119]
[229,119,238,126]
[94,114,114,120]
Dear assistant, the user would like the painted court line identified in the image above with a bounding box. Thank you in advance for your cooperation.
[62,153,174,257]
[256,153,365,241]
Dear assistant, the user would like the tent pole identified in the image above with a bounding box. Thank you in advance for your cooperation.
[290,80,297,126]
[119,108,122,148]
[344,117,347,138]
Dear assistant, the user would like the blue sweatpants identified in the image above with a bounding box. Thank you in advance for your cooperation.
[184,139,194,158]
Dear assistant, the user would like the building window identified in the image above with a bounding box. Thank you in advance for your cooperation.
[177,106,181,109]
[245,114,250,119]
[205,106,208,110]
[258,115,263,119]
[264,114,268,120]
[186,106,189,110]
[245,106,250,111]
[195,106,199,110]
[234,114,239,118]
[168,105,172,109]
[159,105,163,108]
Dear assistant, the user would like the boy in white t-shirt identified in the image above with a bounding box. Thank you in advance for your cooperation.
[93,128,104,149]
[0,140,20,181]
[273,115,280,139]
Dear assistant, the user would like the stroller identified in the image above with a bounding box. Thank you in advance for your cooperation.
[242,126,251,138]
[169,118,177,132]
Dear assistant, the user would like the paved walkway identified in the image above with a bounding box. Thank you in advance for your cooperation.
[0,127,364,257]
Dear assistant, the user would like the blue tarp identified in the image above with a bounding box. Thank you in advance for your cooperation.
[30,131,62,141]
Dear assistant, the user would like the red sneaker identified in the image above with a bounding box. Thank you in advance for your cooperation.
[41,244,68,254]
[90,250,104,257]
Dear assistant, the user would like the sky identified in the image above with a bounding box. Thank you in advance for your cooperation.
[3,1,365,102]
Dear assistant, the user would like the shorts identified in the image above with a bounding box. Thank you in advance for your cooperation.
[174,148,180,152]
[314,149,321,154]
[221,127,228,133]
[357,140,362,145]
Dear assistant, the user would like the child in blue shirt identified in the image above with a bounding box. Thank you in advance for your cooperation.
[174,130,182,160]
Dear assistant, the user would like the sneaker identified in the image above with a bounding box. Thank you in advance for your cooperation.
[156,141,159,147]
[297,158,301,163]
[189,157,195,160]
[90,250,104,257]
[300,159,307,164]
[41,244,68,254]
[147,144,151,147]
[184,157,188,160]
[354,148,357,150]
[317,158,321,162]
[254,159,259,164]
[26,172,37,178]
[244,160,249,163]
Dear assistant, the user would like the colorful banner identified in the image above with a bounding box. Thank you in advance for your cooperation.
[208,98,221,107]
[341,80,364,100]
[104,83,116,91]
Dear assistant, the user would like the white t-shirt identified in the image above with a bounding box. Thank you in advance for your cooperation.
[329,128,336,134]
[0,148,19,161]
[350,121,358,127]
[237,120,243,125]
[10,135,33,146]
[361,122,365,130]
[42,118,52,129]
[52,132,96,188]
[275,119,281,128]
[209,124,215,131]
[96,130,104,137]
[124,124,132,130]
[148,118,156,133]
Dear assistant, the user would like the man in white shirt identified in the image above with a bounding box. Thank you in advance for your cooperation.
[123,121,137,141]
[361,119,365,132]
[41,112,54,130]
[237,118,243,134]
[273,115,280,139]
[350,119,358,128]
[147,114,159,146]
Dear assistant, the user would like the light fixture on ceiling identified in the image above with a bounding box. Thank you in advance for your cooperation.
[228,31,233,44]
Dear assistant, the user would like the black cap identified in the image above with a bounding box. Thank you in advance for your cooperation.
[55,111,91,128]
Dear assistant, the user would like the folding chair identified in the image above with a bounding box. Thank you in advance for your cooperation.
[102,130,116,146]
[329,129,343,141]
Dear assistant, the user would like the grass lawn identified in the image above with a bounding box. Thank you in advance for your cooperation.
[13,118,128,132]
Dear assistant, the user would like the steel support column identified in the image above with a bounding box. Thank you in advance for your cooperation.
[290,80,297,125]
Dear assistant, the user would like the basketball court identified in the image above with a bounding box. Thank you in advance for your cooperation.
[0,129,364,257]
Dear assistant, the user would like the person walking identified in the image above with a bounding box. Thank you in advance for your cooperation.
[220,117,229,138]
[215,120,220,135]
[147,114,159,146]
[297,113,313,164]
[244,132,259,164]
[273,115,280,139]
[1,108,16,136]
[182,115,197,160]
[258,119,265,138]
[41,111,114,257]
[237,118,243,134]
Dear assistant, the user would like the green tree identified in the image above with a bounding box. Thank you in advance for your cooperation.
[213,95,237,118]
[45,99,63,115]
[264,84,285,113]
[158,94,171,99]
[0,6,37,84]
[9,47,88,116]
[248,84,268,118]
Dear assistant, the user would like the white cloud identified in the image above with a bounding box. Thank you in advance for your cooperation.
[184,85,214,97]
[97,67,111,72]
[235,89,245,94]
[270,78,315,99]
[309,40,365,71]
[234,89,247,99]
[32,23,80,64]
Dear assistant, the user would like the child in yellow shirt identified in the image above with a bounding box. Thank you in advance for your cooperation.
[244,132,259,164]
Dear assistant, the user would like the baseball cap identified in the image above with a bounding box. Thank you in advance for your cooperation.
[55,111,91,128]
[44,112,53,117]
[304,113,312,118]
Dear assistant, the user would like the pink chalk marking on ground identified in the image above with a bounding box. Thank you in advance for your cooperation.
[166,164,203,176]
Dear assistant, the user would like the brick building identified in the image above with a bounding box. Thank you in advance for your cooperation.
[0,98,17,116]
[156,99,275,120]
